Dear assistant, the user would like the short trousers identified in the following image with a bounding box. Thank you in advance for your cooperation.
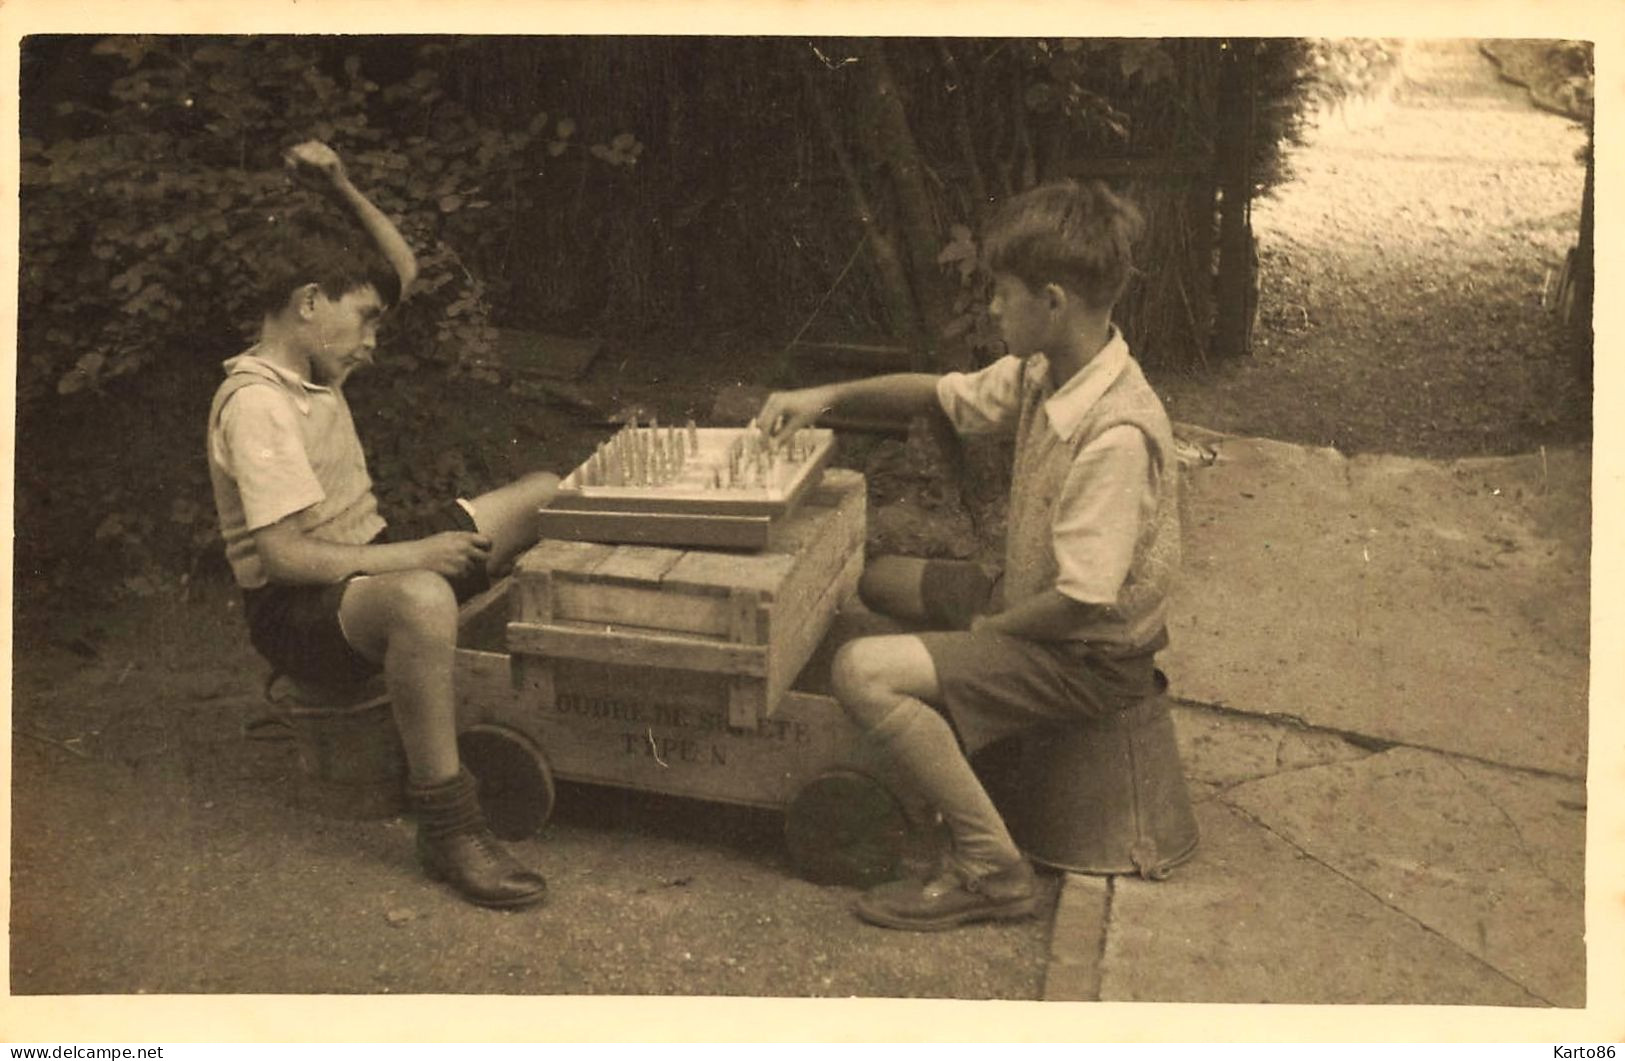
[915,628,1163,755]
[242,499,491,687]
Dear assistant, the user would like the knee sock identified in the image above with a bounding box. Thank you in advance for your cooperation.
[870,696,1024,878]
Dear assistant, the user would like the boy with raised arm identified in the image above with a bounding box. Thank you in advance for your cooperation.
[207,141,559,909]
[755,180,1179,930]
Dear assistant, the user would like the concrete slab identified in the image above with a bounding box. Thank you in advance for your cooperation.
[1043,874,1109,1002]
[1162,429,1589,776]
[1171,703,1371,788]
[1100,800,1544,1005]
[1226,746,1586,1007]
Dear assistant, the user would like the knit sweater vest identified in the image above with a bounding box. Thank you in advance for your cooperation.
[1002,354,1181,654]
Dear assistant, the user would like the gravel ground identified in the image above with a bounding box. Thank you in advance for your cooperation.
[1156,38,1590,458]
[10,583,1058,1000]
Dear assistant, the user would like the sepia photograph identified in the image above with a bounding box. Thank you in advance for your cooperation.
[3,0,1619,1045]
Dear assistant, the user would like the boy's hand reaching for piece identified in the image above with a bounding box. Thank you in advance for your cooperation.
[284,140,349,191]
[413,531,492,579]
[754,386,835,444]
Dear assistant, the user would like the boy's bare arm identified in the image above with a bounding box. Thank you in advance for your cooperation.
[971,589,1107,641]
[284,140,419,296]
[254,518,489,586]
[755,374,942,442]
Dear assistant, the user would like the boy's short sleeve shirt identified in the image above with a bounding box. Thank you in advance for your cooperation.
[218,384,328,532]
[208,352,385,589]
[936,354,1025,435]
[936,335,1155,607]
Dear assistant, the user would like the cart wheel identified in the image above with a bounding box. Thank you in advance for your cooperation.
[785,768,910,887]
[458,724,556,841]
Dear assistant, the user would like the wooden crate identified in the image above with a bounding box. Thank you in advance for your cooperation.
[507,468,865,731]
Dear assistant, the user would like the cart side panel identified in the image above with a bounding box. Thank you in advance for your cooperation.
[512,659,861,809]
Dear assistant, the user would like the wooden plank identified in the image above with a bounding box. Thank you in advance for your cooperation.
[507,620,768,677]
[779,469,863,544]
[728,587,766,729]
[452,648,531,733]
[548,493,786,518]
[537,508,773,550]
[516,538,616,576]
[534,660,864,808]
[664,548,796,597]
[758,477,865,711]
[552,580,734,636]
[586,543,686,586]
[661,469,862,597]
[767,546,864,717]
[760,470,865,619]
[513,567,552,625]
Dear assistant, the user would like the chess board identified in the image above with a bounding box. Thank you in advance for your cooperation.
[539,423,837,548]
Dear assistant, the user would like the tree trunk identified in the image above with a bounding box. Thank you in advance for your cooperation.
[801,55,924,357]
[848,39,952,370]
[1213,38,1257,360]
[936,40,989,211]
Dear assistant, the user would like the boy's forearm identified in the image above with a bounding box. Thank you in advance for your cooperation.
[822,373,942,421]
[332,176,418,295]
[974,589,1106,641]
[257,532,422,586]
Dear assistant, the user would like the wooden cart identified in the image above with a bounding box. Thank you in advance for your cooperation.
[434,468,938,885]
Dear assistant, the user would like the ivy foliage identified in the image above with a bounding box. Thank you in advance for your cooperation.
[19,35,638,409]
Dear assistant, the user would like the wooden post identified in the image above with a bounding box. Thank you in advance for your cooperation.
[514,569,555,708]
[1213,38,1257,360]
[727,587,766,731]
[1569,128,1594,380]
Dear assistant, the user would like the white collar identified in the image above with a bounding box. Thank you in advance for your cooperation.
[221,349,330,414]
[1036,324,1130,441]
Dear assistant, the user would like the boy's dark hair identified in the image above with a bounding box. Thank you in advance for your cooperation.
[247,211,401,319]
[981,179,1145,308]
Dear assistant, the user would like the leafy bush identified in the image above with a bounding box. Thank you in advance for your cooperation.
[1303,38,1408,113]
[19,35,637,409]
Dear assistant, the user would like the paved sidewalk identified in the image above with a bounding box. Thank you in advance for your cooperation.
[1040,425,1590,1007]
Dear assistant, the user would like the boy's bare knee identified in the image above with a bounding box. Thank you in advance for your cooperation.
[379,570,459,638]
[519,469,560,493]
[832,639,894,707]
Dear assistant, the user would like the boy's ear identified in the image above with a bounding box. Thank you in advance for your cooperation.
[292,282,321,320]
[1042,282,1068,314]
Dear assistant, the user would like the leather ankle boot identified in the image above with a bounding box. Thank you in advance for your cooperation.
[408,769,547,909]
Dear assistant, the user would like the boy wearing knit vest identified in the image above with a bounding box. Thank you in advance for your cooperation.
[206,141,560,909]
[755,179,1179,930]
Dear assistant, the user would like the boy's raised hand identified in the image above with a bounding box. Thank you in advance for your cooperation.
[283,140,349,190]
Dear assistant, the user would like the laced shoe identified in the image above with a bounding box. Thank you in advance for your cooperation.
[854,858,1036,931]
[409,769,548,909]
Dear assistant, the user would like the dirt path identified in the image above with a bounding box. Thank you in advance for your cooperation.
[9,582,1056,998]
[1157,39,1589,458]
